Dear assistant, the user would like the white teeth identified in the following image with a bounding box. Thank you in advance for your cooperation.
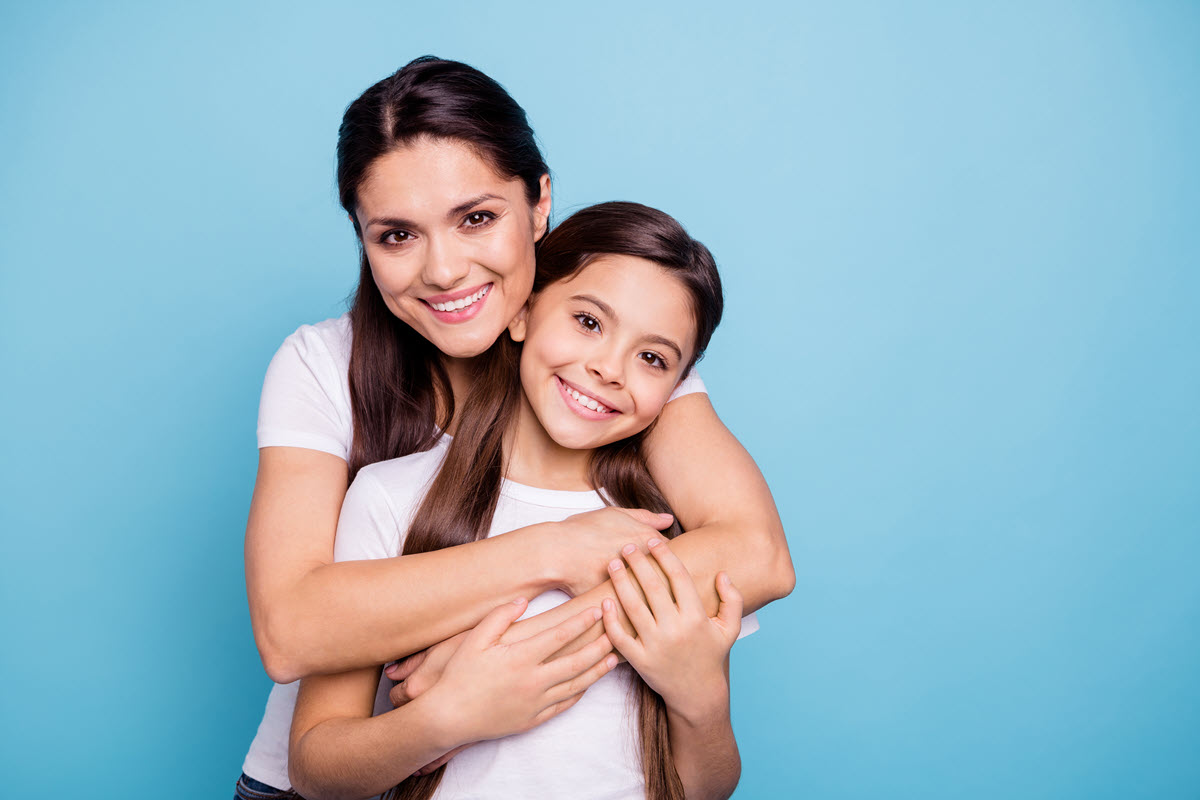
[430,285,490,312]
[564,383,611,413]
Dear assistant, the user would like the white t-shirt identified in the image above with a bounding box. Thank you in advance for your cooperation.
[243,438,759,798]
[243,318,719,792]
[256,315,707,462]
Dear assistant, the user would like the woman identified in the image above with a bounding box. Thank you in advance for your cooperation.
[238,56,793,798]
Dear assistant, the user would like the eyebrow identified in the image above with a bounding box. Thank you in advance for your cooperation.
[571,294,685,362]
[364,194,505,230]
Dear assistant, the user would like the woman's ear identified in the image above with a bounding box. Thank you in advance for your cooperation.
[532,174,551,242]
[508,305,530,342]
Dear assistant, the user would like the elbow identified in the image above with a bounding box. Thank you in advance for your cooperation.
[760,523,795,602]
[254,610,306,685]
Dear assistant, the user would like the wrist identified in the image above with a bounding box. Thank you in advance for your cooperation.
[411,685,472,753]
[524,521,566,591]
[666,677,730,728]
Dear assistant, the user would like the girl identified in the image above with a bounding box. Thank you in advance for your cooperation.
[238,57,792,799]
[290,202,750,800]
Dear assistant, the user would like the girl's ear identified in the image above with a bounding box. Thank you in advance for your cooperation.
[508,305,530,342]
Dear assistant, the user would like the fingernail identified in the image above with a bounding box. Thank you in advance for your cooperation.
[605,655,619,668]
[591,607,602,621]
[609,558,623,571]
[384,664,398,676]
[621,543,636,555]
[720,573,731,585]
[603,598,614,612]
[648,538,661,547]
[513,596,527,605]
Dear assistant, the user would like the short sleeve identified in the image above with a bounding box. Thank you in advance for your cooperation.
[668,367,707,402]
[735,611,760,641]
[256,318,354,460]
[333,469,401,562]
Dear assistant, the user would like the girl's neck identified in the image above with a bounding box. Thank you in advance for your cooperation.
[503,393,595,492]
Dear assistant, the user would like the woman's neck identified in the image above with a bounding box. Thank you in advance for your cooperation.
[503,392,594,492]
[438,354,477,437]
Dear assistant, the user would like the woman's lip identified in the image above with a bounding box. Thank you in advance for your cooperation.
[555,375,621,419]
[422,284,492,324]
[422,282,492,304]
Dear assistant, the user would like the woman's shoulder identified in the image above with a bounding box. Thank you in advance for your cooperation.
[276,313,353,365]
[352,438,452,513]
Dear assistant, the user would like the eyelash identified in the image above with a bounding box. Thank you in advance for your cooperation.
[376,210,498,247]
[573,313,670,371]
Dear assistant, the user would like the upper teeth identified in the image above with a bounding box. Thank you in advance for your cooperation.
[566,384,611,413]
[430,285,490,312]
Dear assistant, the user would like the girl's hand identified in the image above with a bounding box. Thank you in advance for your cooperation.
[423,598,620,747]
[601,539,743,721]
[549,508,676,597]
[385,630,468,708]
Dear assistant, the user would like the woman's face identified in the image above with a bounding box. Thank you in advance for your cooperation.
[509,255,698,452]
[355,136,551,359]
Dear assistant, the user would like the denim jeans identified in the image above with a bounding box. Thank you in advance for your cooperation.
[233,772,301,800]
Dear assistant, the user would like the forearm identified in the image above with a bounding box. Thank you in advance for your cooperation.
[666,682,740,800]
[259,528,555,682]
[290,693,455,800]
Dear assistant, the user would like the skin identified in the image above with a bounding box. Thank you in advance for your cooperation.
[291,257,740,797]
[244,137,795,692]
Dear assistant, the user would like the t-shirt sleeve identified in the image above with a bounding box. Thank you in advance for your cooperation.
[256,322,353,460]
[668,366,707,402]
[735,611,760,641]
[333,470,400,562]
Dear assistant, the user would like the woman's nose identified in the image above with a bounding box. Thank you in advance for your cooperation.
[420,236,471,289]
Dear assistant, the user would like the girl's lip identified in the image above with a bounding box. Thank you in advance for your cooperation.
[555,375,621,420]
[422,283,492,324]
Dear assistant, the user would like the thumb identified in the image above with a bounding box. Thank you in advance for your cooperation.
[384,648,428,681]
[465,597,528,649]
[714,572,744,638]
[617,507,675,529]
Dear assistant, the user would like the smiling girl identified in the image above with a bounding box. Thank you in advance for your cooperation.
[289,202,751,800]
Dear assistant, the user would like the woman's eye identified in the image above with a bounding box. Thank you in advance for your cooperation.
[380,230,412,245]
[574,313,600,332]
[639,351,668,369]
[464,211,496,228]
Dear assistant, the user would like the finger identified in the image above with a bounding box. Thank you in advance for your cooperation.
[464,598,528,649]
[622,544,675,622]
[647,538,704,617]
[714,572,744,639]
[389,680,412,709]
[546,651,620,705]
[542,630,613,685]
[530,688,587,728]
[601,597,642,660]
[384,649,428,681]
[523,606,604,661]
[613,507,675,530]
[608,555,656,636]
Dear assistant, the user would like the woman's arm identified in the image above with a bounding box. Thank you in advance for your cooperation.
[289,601,618,800]
[245,446,670,682]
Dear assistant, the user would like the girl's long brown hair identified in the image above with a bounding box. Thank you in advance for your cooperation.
[385,202,723,800]
[337,56,550,480]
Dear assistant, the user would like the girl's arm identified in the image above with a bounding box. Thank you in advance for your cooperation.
[245,446,669,682]
[289,600,618,800]
[602,539,745,800]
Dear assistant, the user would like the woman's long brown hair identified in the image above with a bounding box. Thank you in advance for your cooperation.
[384,202,724,800]
[337,56,550,480]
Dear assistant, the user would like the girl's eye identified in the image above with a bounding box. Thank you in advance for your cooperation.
[573,313,600,332]
[380,230,412,245]
[464,211,496,228]
[639,351,668,370]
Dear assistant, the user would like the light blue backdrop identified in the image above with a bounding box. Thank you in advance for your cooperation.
[2,2,1197,798]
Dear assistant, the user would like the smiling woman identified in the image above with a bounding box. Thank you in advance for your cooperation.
[238,56,792,799]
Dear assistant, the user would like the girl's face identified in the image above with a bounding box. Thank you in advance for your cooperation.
[509,255,698,452]
[355,136,551,359]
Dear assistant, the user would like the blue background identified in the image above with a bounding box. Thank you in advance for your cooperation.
[2,2,1198,797]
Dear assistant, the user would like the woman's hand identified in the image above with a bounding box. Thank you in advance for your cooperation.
[385,630,468,708]
[601,538,743,721]
[545,507,676,597]
[421,598,620,748]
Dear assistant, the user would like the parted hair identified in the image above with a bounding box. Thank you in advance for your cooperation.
[386,202,723,800]
[338,55,549,481]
